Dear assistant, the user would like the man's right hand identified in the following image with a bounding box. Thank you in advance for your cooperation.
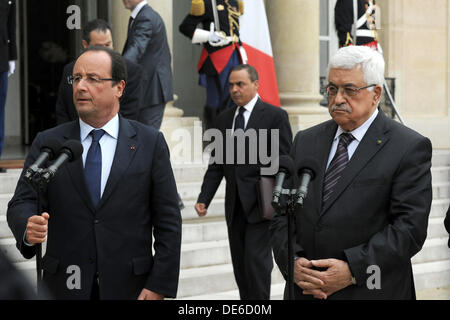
[194,203,207,217]
[294,257,327,299]
[26,213,50,244]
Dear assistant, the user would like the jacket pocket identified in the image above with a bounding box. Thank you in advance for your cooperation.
[132,256,153,276]
[42,255,60,274]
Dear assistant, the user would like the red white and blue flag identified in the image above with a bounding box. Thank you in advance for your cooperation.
[240,0,281,107]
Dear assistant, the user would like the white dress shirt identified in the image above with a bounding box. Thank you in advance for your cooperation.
[130,0,148,19]
[231,94,259,131]
[79,114,119,197]
[326,108,379,170]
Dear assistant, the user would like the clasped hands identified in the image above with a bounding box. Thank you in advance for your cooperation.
[294,257,353,299]
[208,22,231,47]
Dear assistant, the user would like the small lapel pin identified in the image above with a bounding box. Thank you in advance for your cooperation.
[131,146,136,151]
[377,140,382,145]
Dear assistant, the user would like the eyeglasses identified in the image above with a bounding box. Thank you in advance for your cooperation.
[67,75,116,85]
[326,84,376,98]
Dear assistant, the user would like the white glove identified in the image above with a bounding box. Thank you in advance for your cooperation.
[208,22,231,47]
[8,61,15,77]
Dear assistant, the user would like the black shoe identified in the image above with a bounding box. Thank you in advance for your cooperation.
[0,167,7,173]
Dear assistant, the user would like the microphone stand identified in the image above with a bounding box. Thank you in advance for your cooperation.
[23,168,51,297]
[286,188,296,300]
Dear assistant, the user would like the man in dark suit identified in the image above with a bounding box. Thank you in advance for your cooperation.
[195,64,292,299]
[0,0,17,173]
[7,46,182,300]
[270,45,432,300]
[179,0,244,130]
[55,19,142,125]
[122,0,173,130]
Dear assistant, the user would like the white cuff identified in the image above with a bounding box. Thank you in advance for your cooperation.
[192,28,210,44]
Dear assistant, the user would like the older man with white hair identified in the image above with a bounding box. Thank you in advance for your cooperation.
[270,45,433,300]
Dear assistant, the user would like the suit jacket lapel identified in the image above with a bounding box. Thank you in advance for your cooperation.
[320,111,391,216]
[97,117,139,209]
[245,98,265,131]
[61,121,96,213]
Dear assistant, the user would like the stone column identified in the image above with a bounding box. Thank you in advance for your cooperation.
[266,0,328,133]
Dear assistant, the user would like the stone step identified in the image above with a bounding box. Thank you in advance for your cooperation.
[431,166,450,183]
[430,199,450,218]
[427,217,449,239]
[182,218,227,244]
[172,164,207,184]
[177,263,284,298]
[181,239,230,269]
[413,259,450,291]
[412,237,450,264]
[0,194,13,216]
[0,215,12,239]
[432,151,450,167]
[0,170,21,194]
[433,181,450,200]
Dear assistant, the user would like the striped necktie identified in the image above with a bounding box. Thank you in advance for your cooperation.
[322,132,355,204]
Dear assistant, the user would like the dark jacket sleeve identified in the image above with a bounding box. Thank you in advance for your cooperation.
[146,132,182,298]
[120,59,142,121]
[123,11,153,64]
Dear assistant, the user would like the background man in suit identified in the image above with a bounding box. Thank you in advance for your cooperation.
[270,45,432,300]
[122,0,173,130]
[195,64,292,299]
[7,46,182,300]
[179,0,244,131]
[0,0,17,173]
[55,19,142,125]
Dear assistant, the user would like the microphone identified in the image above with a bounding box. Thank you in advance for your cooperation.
[271,155,295,209]
[24,138,62,182]
[40,140,84,183]
[295,157,319,208]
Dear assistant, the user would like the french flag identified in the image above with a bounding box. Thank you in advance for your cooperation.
[240,0,281,107]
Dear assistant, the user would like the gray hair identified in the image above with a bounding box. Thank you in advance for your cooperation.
[328,46,385,86]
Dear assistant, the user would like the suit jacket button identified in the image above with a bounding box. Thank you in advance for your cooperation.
[94,219,99,224]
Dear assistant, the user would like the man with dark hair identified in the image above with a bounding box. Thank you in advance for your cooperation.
[122,0,173,130]
[0,0,17,173]
[195,64,292,299]
[55,19,142,124]
[8,46,182,300]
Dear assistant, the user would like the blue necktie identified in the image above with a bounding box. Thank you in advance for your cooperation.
[322,132,355,204]
[85,129,105,207]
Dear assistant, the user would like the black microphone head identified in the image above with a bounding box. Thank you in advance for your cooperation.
[297,157,319,180]
[60,140,84,162]
[278,155,295,177]
[40,138,62,160]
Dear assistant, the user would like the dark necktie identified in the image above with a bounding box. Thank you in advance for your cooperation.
[322,132,355,204]
[234,107,246,132]
[127,17,134,35]
[85,129,105,207]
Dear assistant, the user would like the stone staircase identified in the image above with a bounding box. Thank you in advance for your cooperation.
[0,151,449,299]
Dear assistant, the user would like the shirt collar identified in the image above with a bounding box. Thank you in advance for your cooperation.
[79,114,120,142]
[334,108,379,142]
[234,94,259,116]
[131,0,147,19]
